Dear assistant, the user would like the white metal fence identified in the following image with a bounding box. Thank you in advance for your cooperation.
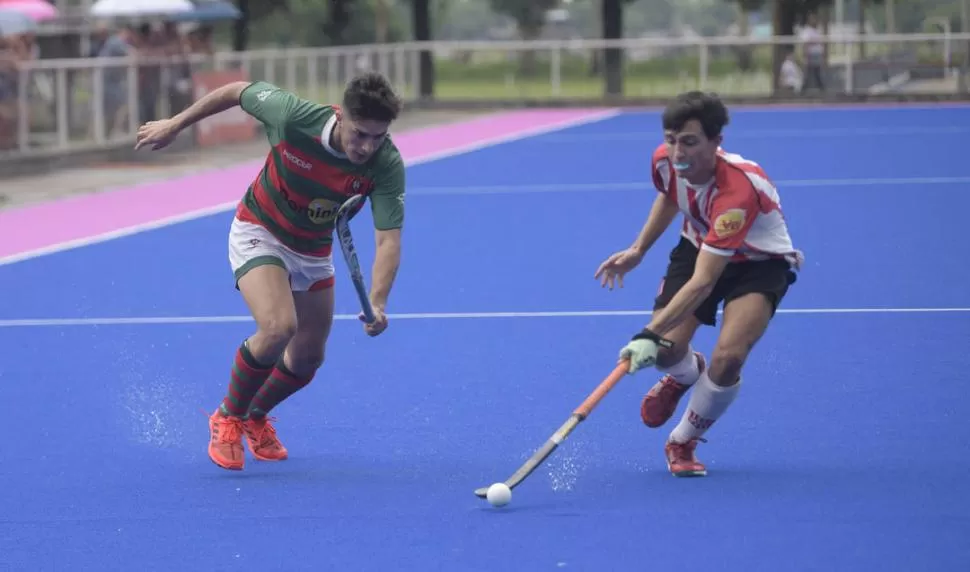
[1,32,967,159]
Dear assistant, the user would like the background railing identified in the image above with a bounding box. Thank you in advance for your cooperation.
[2,32,968,159]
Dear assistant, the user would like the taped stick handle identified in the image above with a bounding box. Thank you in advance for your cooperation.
[335,195,376,325]
[572,360,629,419]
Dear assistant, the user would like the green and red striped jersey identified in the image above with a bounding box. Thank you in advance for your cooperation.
[234,81,405,256]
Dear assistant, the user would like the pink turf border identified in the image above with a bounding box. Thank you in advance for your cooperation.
[0,108,615,262]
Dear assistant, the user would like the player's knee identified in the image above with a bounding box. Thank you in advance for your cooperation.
[708,344,748,387]
[285,332,327,376]
[257,316,298,352]
[288,348,325,378]
[296,349,325,373]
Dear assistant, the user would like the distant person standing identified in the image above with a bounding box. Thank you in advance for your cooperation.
[780,49,803,94]
[799,13,825,92]
[97,26,136,136]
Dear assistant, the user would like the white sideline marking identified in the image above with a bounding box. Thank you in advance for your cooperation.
[536,125,970,142]
[0,307,967,328]
[0,109,621,268]
[408,176,970,196]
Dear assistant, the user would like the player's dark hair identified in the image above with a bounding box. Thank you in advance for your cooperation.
[661,91,729,139]
[342,72,402,124]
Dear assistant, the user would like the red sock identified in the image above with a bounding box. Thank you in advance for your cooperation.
[220,342,274,417]
[249,360,314,419]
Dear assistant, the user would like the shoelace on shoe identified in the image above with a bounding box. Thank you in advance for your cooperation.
[216,417,243,444]
[247,417,280,448]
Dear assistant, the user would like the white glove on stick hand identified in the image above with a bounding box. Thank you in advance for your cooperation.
[619,328,674,374]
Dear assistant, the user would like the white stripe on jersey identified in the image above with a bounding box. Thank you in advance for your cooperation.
[653,147,803,270]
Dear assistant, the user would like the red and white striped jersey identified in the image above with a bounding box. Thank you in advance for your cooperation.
[651,144,804,270]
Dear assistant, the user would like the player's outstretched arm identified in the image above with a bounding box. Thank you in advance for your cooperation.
[170,81,250,132]
[134,81,250,150]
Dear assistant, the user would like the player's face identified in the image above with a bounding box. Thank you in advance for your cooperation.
[339,115,390,164]
[664,119,720,181]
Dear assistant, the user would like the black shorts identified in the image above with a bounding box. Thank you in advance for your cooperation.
[653,236,797,327]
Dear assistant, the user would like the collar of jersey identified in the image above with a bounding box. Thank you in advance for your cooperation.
[680,174,715,190]
[320,113,348,159]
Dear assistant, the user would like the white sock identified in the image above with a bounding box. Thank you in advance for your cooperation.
[669,371,741,443]
[658,347,701,386]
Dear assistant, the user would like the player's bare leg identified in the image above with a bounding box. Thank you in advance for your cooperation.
[244,284,335,461]
[209,263,297,471]
[640,315,705,428]
[665,292,774,477]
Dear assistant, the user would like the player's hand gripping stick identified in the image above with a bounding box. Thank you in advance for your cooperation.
[619,328,674,374]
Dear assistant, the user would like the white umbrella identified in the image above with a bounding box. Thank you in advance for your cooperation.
[90,0,194,17]
[0,8,35,36]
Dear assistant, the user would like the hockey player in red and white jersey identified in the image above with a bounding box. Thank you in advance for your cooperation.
[594,91,804,478]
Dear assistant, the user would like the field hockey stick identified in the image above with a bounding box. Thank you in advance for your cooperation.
[335,194,376,325]
[473,359,630,498]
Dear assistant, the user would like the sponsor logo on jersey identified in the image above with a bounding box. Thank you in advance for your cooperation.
[283,148,312,171]
[307,198,341,225]
[713,208,746,238]
[276,185,340,226]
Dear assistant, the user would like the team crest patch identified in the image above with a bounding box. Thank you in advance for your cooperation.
[713,208,746,238]
[307,198,341,225]
[347,176,373,195]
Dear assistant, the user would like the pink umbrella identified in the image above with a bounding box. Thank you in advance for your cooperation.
[0,0,58,21]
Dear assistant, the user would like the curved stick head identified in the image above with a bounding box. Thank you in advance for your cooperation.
[338,194,366,218]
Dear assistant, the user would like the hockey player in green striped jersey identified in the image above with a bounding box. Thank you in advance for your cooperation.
[135,72,406,471]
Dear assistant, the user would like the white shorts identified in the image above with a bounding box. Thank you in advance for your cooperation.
[228,217,335,292]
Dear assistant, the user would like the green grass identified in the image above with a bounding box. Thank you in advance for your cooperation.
[286,72,774,102]
[268,51,778,101]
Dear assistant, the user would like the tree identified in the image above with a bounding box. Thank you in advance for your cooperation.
[325,0,353,46]
[232,0,289,51]
[489,0,560,75]
[490,0,558,41]
[409,0,435,99]
[728,0,767,71]
[601,0,638,96]
[375,0,391,43]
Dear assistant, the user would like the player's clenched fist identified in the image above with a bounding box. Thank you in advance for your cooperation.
[594,248,644,290]
[360,308,388,337]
